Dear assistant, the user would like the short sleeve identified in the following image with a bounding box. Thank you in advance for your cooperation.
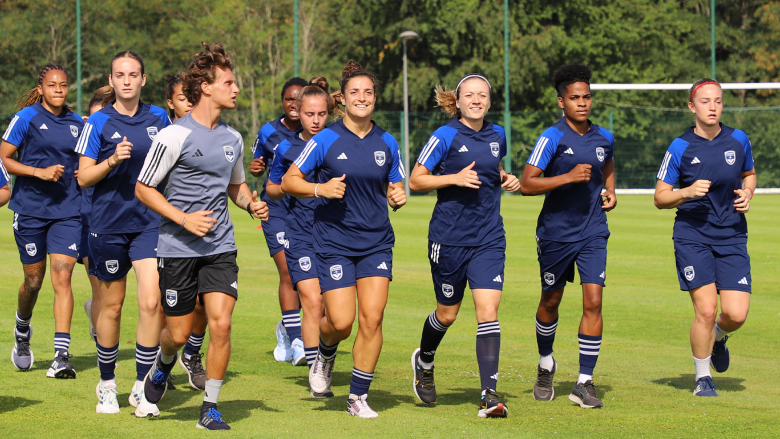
[492,125,508,160]
[382,132,405,183]
[253,123,276,159]
[0,158,9,188]
[2,111,33,147]
[527,133,559,171]
[732,130,754,172]
[600,127,615,161]
[268,140,291,185]
[417,133,450,170]
[75,113,108,159]
[229,139,245,185]
[657,139,687,185]
[294,132,331,176]
[138,126,186,187]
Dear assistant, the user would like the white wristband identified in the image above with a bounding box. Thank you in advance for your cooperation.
[314,183,320,198]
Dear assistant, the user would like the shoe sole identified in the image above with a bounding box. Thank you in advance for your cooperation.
[291,354,307,366]
[347,407,379,418]
[178,355,206,391]
[46,368,77,379]
[532,360,557,401]
[478,404,508,418]
[410,348,435,405]
[11,348,34,371]
[310,389,335,398]
[568,393,603,408]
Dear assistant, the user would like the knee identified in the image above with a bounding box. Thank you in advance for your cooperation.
[358,313,383,334]
[167,329,190,346]
[721,309,747,326]
[327,316,353,338]
[696,306,718,324]
[583,298,603,316]
[100,301,123,319]
[540,296,562,314]
[209,317,232,339]
[437,312,457,326]
[137,295,161,316]
[23,275,44,293]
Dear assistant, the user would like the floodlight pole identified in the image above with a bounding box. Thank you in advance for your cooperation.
[294,0,299,77]
[710,0,716,80]
[503,0,512,179]
[400,31,419,198]
[76,0,82,114]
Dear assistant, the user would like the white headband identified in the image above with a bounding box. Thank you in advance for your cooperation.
[456,74,492,95]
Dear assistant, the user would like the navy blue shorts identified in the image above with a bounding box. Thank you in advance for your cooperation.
[13,213,80,264]
[285,237,318,287]
[673,238,751,293]
[316,249,393,293]
[262,217,287,257]
[77,221,90,262]
[89,228,158,282]
[537,233,608,292]
[428,237,505,306]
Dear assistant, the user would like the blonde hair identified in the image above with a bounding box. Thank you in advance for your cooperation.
[434,85,459,118]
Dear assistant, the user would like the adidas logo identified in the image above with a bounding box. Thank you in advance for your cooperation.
[90,232,98,237]
[68,243,77,251]
[493,275,502,282]
[337,153,348,159]
[458,145,469,152]
[230,281,238,289]
[691,157,701,164]
[738,277,748,285]
[192,149,204,157]
[377,262,388,270]
[111,132,121,139]
[599,271,605,279]
[490,373,499,380]
[564,148,574,155]
[39,124,48,130]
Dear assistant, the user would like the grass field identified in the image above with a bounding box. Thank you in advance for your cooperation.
[0,195,778,438]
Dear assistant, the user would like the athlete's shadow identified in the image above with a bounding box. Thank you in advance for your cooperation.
[437,386,518,408]
[163,398,279,422]
[0,396,42,414]
[652,374,746,392]
[519,380,613,402]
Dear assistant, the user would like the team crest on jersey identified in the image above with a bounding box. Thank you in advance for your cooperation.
[70,125,79,137]
[223,145,235,162]
[374,151,386,166]
[106,260,119,274]
[330,265,343,280]
[543,272,555,286]
[25,243,37,257]
[299,257,311,272]
[147,126,158,140]
[684,266,695,281]
[724,150,736,166]
[596,147,605,162]
[442,284,454,298]
[490,142,500,157]
[166,289,177,307]
[276,231,286,245]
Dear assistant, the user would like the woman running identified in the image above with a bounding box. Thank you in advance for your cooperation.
[409,74,519,418]
[520,63,616,409]
[1,63,84,379]
[251,77,309,365]
[654,78,755,397]
[76,51,170,416]
[282,61,406,418]
[266,77,335,390]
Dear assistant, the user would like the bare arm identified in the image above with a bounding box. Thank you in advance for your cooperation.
[281,164,345,199]
[77,136,132,188]
[266,181,285,200]
[733,168,757,213]
[653,178,711,209]
[519,162,592,196]
[135,181,217,237]
[227,182,269,221]
[1,140,64,182]
[601,158,617,211]
[0,184,9,207]
[409,162,480,192]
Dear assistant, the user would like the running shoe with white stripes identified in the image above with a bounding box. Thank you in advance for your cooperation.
[179,353,206,390]
[197,404,231,430]
[273,320,292,362]
[11,326,34,371]
[291,338,306,366]
[46,351,77,379]
[96,381,120,414]
[309,353,335,394]
[129,380,160,417]
[347,393,379,418]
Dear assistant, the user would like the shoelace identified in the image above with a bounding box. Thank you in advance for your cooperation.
[189,353,206,375]
[582,381,598,397]
[205,408,224,423]
[15,339,31,356]
[701,377,718,391]
[483,389,502,404]
[536,367,554,387]
[419,368,435,387]
[153,369,167,385]
[102,386,118,405]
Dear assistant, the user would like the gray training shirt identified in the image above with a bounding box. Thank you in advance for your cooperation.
[138,113,246,258]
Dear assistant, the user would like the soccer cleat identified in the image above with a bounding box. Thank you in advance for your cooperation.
[84,299,95,342]
[290,338,306,366]
[533,359,558,401]
[309,353,335,394]
[478,388,508,418]
[143,352,176,404]
[197,405,231,430]
[710,335,730,373]
[310,388,335,398]
[46,351,77,379]
[569,380,603,408]
[95,381,120,414]
[693,376,718,397]
[273,320,292,362]
[179,353,206,390]
[129,380,160,417]
[11,326,34,371]
[347,394,379,418]
[411,348,436,404]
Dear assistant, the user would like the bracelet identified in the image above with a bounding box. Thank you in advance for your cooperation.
[107,158,116,169]
[246,202,254,219]
[744,187,753,199]
[314,183,320,198]
[181,214,187,227]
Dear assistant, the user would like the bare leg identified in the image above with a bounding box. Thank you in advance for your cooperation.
[50,254,76,334]
[352,277,389,373]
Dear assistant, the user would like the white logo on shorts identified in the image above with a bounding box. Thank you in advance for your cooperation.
[299,257,311,272]
[543,272,555,286]
[166,289,177,307]
[684,266,695,281]
[25,243,37,256]
[596,147,605,162]
[724,150,736,165]
[490,142,500,157]
[374,151,385,166]
[442,284,454,298]
[276,231,286,245]
[70,125,79,137]
[106,260,119,274]
[223,145,235,162]
[330,265,343,280]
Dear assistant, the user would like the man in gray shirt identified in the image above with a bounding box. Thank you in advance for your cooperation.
[135,42,268,431]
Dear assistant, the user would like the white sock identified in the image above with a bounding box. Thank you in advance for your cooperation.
[204,379,223,405]
[100,378,117,388]
[714,322,729,341]
[539,354,554,371]
[577,373,592,384]
[417,357,433,370]
[161,351,176,365]
[694,356,711,380]
[184,353,192,360]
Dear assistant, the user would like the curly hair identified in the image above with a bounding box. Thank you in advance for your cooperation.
[15,63,68,110]
[296,76,338,117]
[181,42,235,106]
[552,63,592,97]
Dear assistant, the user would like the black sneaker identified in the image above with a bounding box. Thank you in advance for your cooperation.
[569,380,603,408]
[166,374,176,390]
[710,335,730,373]
[46,351,77,379]
[478,388,508,418]
[143,352,176,404]
[179,353,206,390]
[411,348,436,404]
[533,359,557,401]
[197,404,231,430]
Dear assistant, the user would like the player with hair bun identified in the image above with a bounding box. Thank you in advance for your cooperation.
[1,63,84,379]
[409,73,519,418]
[520,62,616,409]
[654,78,756,397]
[282,61,406,418]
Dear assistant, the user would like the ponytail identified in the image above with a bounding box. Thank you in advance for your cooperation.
[296,76,338,117]
[434,85,459,118]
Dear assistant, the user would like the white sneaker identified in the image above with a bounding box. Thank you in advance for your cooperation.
[96,381,120,414]
[84,299,95,342]
[347,393,378,418]
[309,353,335,394]
[290,338,306,366]
[273,320,292,362]
[129,380,160,418]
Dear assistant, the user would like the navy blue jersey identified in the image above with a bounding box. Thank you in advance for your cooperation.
[657,124,754,244]
[527,118,614,242]
[252,116,294,219]
[294,119,405,256]
[268,130,317,244]
[0,158,9,189]
[418,118,507,246]
[75,102,170,234]
[2,103,84,218]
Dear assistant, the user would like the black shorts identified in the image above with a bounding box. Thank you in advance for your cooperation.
[158,251,239,316]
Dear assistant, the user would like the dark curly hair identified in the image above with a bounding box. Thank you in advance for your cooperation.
[552,63,592,97]
[281,77,308,100]
[182,42,234,105]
